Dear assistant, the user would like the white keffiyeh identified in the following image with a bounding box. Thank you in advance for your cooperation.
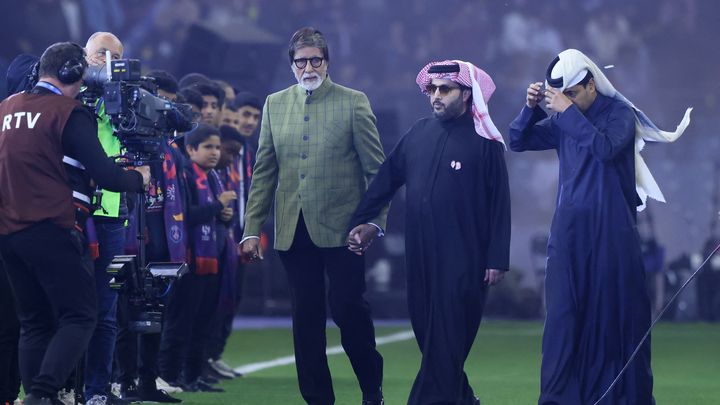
[547,49,692,211]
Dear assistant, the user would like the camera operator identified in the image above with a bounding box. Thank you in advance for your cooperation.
[82,31,133,405]
[0,42,148,405]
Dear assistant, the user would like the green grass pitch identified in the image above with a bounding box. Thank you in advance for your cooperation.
[172,321,720,404]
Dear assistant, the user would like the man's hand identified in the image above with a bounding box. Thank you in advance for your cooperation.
[219,207,233,222]
[218,191,237,207]
[526,82,545,108]
[347,224,380,256]
[134,166,151,188]
[544,87,573,113]
[484,269,505,286]
[241,238,263,261]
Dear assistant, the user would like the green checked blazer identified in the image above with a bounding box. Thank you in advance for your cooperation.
[243,77,388,250]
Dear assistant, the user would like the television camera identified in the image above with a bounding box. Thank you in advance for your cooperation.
[82,59,194,165]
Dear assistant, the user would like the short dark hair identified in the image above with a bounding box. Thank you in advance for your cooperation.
[214,79,234,96]
[177,88,204,110]
[220,125,244,143]
[192,82,225,108]
[38,42,87,81]
[230,91,262,111]
[147,70,178,94]
[178,72,211,89]
[288,27,329,65]
[185,123,220,149]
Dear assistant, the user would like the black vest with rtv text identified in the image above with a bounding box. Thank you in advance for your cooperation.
[0,92,80,234]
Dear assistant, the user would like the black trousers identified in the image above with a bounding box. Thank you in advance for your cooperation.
[157,271,220,383]
[205,312,234,362]
[205,263,246,361]
[277,216,383,405]
[0,261,21,403]
[0,222,97,398]
[114,293,161,388]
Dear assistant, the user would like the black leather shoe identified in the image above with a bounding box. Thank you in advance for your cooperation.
[473,396,481,405]
[362,387,383,405]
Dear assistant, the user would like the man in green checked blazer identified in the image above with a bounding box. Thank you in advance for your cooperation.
[241,27,387,405]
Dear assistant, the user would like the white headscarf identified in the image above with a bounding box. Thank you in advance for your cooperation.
[547,49,692,211]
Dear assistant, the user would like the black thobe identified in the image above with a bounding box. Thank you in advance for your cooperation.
[509,94,654,405]
[350,111,511,405]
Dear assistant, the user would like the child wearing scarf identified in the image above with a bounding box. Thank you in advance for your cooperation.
[157,124,237,392]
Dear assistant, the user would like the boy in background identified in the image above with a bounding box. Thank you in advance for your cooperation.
[157,124,236,392]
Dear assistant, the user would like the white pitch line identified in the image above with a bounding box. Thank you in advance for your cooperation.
[234,330,415,375]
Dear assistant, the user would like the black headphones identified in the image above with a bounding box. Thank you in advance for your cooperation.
[57,43,87,84]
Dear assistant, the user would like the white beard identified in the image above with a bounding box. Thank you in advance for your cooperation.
[298,73,324,91]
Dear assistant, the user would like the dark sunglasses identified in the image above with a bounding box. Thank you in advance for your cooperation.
[426,84,461,96]
[293,57,324,69]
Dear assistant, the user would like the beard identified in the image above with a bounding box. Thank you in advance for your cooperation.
[432,95,465,121]
[298,72,324,91]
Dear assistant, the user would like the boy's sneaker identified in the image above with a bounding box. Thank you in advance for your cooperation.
[155,377,183,394]
[137,384,182,404]
[202,362,228,382]
[198,369,221,385]
[208,358,236,379]
[119,383,141,403]
[182,379,224,393]
[110,383,121,399]
[85,396,107,405]
[57,389,75,405]
[106,392,129,405]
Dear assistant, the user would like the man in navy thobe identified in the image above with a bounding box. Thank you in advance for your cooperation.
[509,49,691,405]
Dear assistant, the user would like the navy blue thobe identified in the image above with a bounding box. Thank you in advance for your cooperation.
[509,94,654,405]
[351,111,511,405]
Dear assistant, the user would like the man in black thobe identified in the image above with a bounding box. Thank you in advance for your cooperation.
[348,60,511,405]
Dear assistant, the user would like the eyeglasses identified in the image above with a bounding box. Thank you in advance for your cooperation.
[425,84,461,96]
[293,57,324,69]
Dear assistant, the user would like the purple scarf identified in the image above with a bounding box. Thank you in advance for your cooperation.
[162,146,187,262]
[189,163,238,312]
[217,231,238,313]
[124,144,187,262]
[190,162,219,275]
